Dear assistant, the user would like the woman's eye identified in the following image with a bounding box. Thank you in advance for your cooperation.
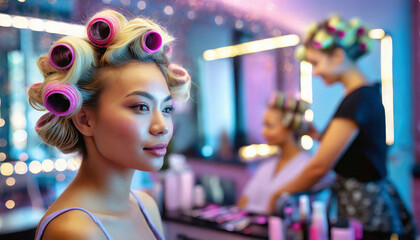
[131,104,149,111]
[163,106,173,114]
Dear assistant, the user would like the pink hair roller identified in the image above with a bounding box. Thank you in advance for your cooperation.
[35,112,59,130]
[87,13,121,48]
[43,82,79,116]
[141,30,163,53]
[356,27,365,36]
[49,43,75,70]
[168,64,191,84]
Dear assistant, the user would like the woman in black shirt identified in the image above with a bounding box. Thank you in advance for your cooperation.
[267,15,416,237]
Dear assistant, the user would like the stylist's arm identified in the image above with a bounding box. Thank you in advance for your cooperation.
[267,118,358,213]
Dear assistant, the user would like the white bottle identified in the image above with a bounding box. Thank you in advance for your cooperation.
[309,201,328,240]
[269,216,285,240]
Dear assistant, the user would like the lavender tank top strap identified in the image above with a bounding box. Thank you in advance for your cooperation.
[130,190,164,240]
[35,207,113,240]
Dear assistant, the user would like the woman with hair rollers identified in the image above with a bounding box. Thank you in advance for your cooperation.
[238,93,335,214]
[30,10,191,240]
[267,15,416,237]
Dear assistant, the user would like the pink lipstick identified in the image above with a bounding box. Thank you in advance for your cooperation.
[144,143,168,157]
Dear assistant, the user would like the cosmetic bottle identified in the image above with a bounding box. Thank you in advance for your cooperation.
[269,216,285,240]
[331,219,354,240]
[309,201,328,240]
[299,195,311,240]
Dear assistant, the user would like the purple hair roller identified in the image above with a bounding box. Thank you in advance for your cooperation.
[141,30,163,53]
[87,14,121,48]
[44,82,79,116]
[49,43,75,70]
[35,112,59,130]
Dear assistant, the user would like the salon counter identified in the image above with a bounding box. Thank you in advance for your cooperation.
[162,210,268,240]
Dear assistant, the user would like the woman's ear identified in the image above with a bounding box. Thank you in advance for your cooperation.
[72,108,95,137]
[331,48,346,66]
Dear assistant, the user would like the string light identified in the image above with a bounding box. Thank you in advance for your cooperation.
[1,162,14,176]
[215,16,223,25]
[15,161,28,174]
[6,177,15,186]
[42,159,54,172]
[56,173,66,181]
[301,135,313,150]
[29,161,42,174]
[235,20,243,29]
[304,109,314,122]
[187,11,195,20]
[5,200,15,209]
[55,158,67,172]
[0,152,6,161]
[239,144,278,161]
[137,1,146,10]
[164,6,174,15]
[19,152,29,161]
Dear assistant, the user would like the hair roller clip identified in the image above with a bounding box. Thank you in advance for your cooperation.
[297,100,310,114]
[295,45,306,61]
[35,112,59,131]
[276,93,286,109]
[49,43,75,70]
[43,82,80,116]
[286,97,298,112]
[358,35,373,52]
[282,111,294,128]
[313,30,334,49]
[305,22,319,36]
[87,13,121,48]
[349,18,365,36]
[292,114,303,130]
[168,64,191,84]
[141,30,163,53]
[327,15,346,34]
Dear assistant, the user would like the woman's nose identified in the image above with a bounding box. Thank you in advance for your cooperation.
[149,110,169,136]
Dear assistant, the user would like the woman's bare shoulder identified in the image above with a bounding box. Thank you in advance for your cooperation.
[132,189,164,234]
[38,208,107,240]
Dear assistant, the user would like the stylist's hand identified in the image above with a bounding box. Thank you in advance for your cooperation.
[307,122,321,140]
[237,196,248,209]
[267,191,281,214]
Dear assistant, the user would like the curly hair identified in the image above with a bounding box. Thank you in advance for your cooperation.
[27,10,191,154]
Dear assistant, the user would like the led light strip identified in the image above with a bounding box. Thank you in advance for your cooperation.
[203,34,300,61]
[0,13,85,37]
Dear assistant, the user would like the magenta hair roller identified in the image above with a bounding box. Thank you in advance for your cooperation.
[141,30,163,53]
[35,113,59,130]
[44,82,80,116]
[49,43,75,70]
[87,14,121,48]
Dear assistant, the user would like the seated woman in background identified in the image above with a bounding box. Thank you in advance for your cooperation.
[238,93,335,214]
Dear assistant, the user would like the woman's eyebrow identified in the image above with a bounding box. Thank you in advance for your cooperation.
[125,91,172,102]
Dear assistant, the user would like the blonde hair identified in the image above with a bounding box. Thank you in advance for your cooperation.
[28,10,191,154]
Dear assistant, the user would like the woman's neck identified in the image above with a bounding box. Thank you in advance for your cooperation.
[68,146,135,213]
[340,66,367,95]
[279,138,301,163]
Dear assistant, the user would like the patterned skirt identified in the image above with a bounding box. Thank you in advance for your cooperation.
[332,175,417,238]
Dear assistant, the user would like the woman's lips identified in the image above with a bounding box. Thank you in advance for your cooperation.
[144,143,168,157]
